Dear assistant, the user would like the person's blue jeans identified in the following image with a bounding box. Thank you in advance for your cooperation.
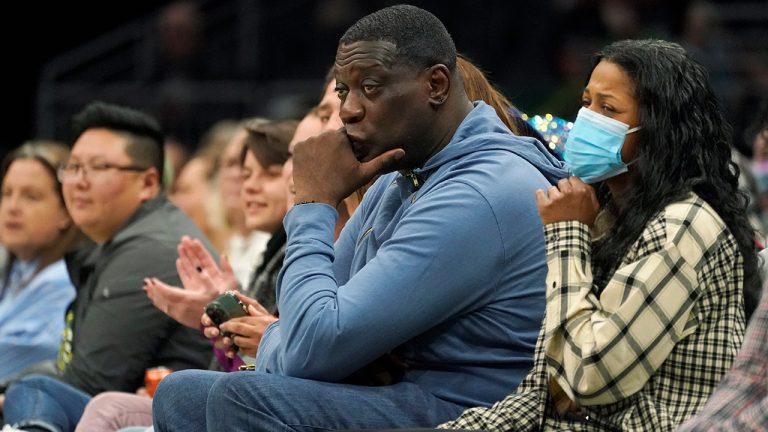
[4,374,92,432]
[153,370,467,431]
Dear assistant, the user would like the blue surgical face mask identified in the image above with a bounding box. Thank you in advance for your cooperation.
[564,107,641,183]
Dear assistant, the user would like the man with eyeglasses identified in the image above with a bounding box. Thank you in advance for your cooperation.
[1,101,213,432]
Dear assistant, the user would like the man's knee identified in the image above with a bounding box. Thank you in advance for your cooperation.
[152,372,188,428]
[208,371,274,403]
[153,370,223,418]
[154,370,228,431]
[153,369,195,410]
[208,371,305,417]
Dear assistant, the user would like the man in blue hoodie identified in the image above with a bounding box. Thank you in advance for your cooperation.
[153,5,569,431]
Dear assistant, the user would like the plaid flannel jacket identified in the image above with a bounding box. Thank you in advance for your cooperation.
[440,194,745,431]
[677,284,768,431]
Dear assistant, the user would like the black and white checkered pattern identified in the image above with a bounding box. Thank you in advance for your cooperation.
[678,279,768,431]
[440,194,745,431]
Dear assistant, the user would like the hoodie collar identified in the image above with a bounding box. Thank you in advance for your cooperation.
[398,101,569,190]
[397,102,505,189]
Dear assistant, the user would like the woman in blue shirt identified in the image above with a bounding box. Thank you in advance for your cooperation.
[0,141,83,382]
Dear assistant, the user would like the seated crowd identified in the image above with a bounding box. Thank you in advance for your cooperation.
[1,4,767,432]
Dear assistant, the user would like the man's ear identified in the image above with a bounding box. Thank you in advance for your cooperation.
[427,64,451,107]
[56,213,72,232]
[138,167,161,201]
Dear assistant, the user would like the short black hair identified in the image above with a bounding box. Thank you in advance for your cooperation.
[70,101,165,179]
[339,4,457,72]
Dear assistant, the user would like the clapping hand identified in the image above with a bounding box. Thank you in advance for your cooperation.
[144,236,239,328]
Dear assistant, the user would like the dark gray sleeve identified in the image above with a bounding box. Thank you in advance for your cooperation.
[61,238,211,395]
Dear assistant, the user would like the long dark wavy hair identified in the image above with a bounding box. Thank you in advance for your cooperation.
[589,39,760,318]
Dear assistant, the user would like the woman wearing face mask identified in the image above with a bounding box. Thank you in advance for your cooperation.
[440,39,758,432]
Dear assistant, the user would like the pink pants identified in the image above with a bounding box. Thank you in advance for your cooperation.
[75,392,153,432]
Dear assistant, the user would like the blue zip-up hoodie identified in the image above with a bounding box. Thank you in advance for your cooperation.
[258,102,569,408]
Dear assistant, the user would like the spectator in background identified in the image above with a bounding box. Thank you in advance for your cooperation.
[161,137,189,189]
[206,120,271,287]
[731,146,763,246]
[151,78,345,361]
[1,101,214,432]
[142,76,342,332]
[144,119,297,330]
[441,39,758,432]
[681,1,734,114]
[144,0,216,153]
[75,117,304,432]
[748,100,768,233]
[0,141,83,384]
[74,75,344,432]
[169,156,226,250]
[193,120,240,240]
[164,119,272,286]
[147,0,209,82]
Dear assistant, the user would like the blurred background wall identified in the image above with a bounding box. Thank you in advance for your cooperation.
[2,0,766,160]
